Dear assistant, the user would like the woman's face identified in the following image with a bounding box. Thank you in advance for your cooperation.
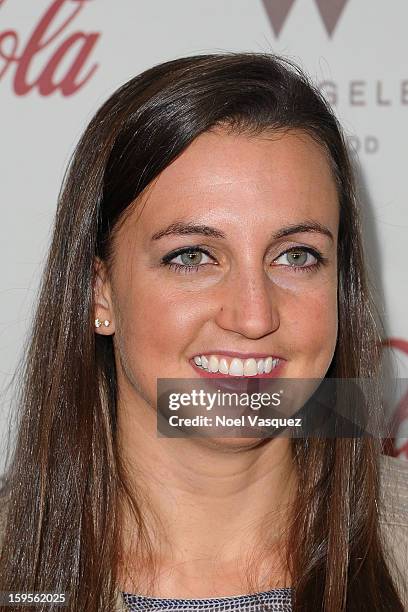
[95,129,339,414]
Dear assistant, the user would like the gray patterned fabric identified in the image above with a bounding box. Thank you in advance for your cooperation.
[122,588,292,611]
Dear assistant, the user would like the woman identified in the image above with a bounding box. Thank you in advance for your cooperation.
[0,53,407,611]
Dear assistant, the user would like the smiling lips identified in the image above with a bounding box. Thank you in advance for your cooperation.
[192,354,281,377]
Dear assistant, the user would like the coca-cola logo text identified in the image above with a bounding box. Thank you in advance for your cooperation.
[0,0,100,96]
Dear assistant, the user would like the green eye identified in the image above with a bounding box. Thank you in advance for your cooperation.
[285,251,309,266]
[161,247,217,274]
[180,251,204,266]
[273,247,323,271]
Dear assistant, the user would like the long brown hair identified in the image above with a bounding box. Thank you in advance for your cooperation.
[0,53,404,611]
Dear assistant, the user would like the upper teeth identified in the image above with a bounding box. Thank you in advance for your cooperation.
[192,355,280,376]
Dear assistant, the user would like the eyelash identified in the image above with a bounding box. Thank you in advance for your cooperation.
[160,246,327,275]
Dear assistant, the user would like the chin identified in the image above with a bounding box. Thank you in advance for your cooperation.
[193,436,269,452]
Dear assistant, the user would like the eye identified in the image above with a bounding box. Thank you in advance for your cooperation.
[273,247,324,272]
[161,247,217,274]
[176,250,209,266]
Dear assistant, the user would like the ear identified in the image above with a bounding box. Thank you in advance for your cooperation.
[93,257,115,335]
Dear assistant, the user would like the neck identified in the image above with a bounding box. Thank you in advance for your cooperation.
[116,387,297,597]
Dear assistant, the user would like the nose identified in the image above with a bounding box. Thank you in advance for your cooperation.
[214,266,280,339]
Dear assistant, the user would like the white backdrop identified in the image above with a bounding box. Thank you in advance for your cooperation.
[1,0,407,462]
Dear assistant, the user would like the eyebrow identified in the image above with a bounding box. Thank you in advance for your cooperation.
[151,222,226,241]
[151,220,334,243]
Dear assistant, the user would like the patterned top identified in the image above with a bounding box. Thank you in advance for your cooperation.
[122,588,292,611]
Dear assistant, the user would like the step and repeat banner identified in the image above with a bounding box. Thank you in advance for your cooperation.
[0,0,407,459]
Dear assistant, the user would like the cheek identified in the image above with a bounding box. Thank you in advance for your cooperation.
[114,276,205,371]
[283,281,338,361]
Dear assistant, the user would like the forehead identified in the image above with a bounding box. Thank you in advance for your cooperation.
[122,128,339,238]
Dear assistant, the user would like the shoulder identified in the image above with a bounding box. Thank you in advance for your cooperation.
[378,454,408,606]
[379,454,408,522]
[113,589,129,612]
[0,494,129,611]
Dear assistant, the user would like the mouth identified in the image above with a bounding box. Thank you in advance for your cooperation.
[190,353,284,378]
